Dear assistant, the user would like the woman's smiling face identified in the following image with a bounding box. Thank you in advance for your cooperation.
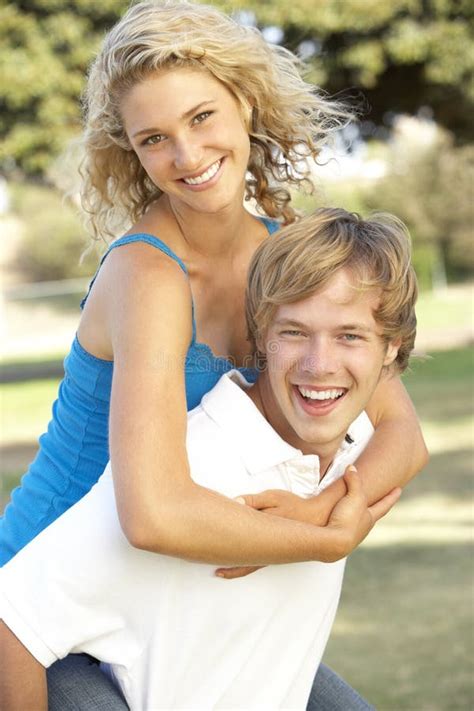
[121,67,251,215]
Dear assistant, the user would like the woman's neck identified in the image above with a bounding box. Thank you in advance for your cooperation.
[164,195,258,261]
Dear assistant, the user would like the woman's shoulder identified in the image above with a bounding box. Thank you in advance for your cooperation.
[106,232,188,276]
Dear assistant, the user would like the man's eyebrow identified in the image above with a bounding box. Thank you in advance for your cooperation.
[273,319,308,328]
[338,323,374,333]
[273,319,375,333]
[132,100,216,138]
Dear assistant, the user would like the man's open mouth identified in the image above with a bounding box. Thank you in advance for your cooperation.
[296,387,346,402]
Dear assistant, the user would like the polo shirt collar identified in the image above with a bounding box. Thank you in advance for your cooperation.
[200,370,370,480]
[200,370,305,475]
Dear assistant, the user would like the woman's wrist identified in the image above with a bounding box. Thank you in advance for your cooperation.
[304,479,347,527]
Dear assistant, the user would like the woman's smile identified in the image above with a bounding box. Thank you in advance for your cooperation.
[179,157,225,189]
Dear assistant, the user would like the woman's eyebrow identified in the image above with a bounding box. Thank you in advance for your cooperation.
[132,100,216,138]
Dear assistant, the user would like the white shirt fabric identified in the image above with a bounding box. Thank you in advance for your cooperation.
[0,371,373,710]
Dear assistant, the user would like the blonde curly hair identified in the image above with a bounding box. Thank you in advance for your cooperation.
[80,0,352,240]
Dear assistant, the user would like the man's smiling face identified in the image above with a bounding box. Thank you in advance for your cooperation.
[256,267,400,461]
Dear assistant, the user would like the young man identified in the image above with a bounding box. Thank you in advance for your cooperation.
[0,208,418,710]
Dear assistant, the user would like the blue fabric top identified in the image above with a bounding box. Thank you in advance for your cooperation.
[0,217,280,565]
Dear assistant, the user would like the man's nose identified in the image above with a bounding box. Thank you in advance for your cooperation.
[299,337,339,376]
[173,134,203,172]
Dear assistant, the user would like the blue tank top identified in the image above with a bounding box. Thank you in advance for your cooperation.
[0,218,279,565]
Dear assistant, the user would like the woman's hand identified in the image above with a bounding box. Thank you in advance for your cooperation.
[215,466,401,579]
[324,467,401,553]
[238,489,315,522]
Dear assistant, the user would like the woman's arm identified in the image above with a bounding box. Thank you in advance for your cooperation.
[304,374,427,525]
[91,244,395,565]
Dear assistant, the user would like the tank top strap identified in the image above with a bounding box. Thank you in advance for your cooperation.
[258,216,280,235]
[80,233,196,340]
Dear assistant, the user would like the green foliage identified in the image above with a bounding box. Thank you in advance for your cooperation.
[0,1,127,175]
[214,0,474,140]
[363,120,474,286]
[10,182,98,281]
[1,0,473,177]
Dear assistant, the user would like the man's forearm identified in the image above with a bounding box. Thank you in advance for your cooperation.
[0,621,47,711]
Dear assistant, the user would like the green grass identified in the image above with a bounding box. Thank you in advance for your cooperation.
[0,378,60,444]
[404,348,473,425]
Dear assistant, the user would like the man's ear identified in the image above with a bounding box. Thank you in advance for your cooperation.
[383,338,401,367]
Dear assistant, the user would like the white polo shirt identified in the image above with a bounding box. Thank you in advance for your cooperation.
[0,371,373,710]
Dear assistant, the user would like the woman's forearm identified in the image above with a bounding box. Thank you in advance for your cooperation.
[357,374,428,499]
[126,479,350,565]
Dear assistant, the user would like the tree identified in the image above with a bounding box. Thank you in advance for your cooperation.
[0,0,128,175]
[364,117,474,286]
[214,0,474,141]
[1,0,473,176]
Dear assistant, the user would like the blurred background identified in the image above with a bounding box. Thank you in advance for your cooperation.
[1,1,473,708]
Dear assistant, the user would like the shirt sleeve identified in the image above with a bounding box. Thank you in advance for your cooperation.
[0,468,137,668]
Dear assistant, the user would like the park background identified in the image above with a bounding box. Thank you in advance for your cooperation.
[0,0,473,708]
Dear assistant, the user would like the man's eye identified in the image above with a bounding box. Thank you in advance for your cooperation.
[193,111,212,125]
[341,334,360,342]
[143,134,166,146]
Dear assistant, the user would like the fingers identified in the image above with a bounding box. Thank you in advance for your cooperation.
[342,465,362,495]
[215,566,263,579]
[368,487,402,523]
[343,465,401,524]
[233,491,282,510]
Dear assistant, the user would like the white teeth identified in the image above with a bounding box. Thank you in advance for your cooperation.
[297,387,345,401]
[183,160,221,185]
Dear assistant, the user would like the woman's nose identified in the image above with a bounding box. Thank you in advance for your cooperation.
[173,135,203,172]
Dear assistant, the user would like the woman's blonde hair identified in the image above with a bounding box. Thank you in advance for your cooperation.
[246,208,418,373]
[79,0,352,240]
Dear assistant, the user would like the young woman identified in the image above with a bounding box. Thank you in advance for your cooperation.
[0,1,427,707]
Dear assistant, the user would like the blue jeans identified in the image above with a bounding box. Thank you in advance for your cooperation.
[308,664,376,710]
[47,655,375,710]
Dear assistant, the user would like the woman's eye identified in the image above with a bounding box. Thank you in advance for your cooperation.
[193,111,212,125]
[143,134,166,146]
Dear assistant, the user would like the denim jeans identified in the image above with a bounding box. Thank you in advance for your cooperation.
[47,655,375,710]
[47,655,128,710]
[307,664,376,710]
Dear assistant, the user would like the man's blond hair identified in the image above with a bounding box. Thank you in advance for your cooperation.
[246,208,418,373]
